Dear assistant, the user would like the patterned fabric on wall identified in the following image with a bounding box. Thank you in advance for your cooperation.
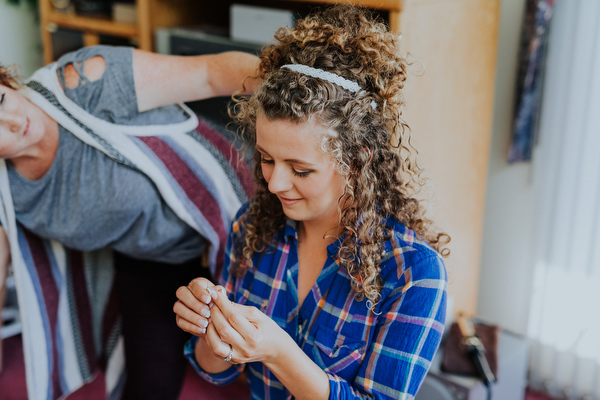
[508,0,555,163]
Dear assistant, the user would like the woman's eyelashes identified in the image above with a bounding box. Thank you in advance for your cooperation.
[260,156,273,165]
[260,156,312,178]
[0,93,5,105]
[292,169,311,178]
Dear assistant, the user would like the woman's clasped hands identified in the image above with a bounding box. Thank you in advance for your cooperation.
[174,278,286,369]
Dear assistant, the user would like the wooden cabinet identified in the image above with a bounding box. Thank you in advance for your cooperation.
[396,0,501,318]
[37,0,501,318]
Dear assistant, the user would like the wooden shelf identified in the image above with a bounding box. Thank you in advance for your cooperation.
[39,0,145,64]
[281,0,404,31]
[46,11,139,38]
[39,0,406,65]
[39,0,205,64]
[283,0,402,11]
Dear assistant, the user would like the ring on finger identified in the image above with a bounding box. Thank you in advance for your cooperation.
[224,344,234,363]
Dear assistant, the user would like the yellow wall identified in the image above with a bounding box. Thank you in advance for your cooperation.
[398,0,501,318]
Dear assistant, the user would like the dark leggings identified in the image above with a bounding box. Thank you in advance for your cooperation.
[114,252,211,400]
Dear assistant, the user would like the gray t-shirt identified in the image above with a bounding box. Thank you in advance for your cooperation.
[7,45,205,263]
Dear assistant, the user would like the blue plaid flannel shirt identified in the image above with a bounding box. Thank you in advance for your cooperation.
[185,204,447,399]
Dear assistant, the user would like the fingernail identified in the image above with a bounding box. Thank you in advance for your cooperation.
[199,319,208,328]
[198,327,206,334]
[201,308,210,318]
[202,295,212,304]
[208,288,217,300]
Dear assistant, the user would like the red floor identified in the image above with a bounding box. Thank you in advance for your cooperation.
[0,335,249,400]
[1,334,562,400]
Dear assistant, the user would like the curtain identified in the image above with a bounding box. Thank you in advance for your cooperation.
[527,0,600,398]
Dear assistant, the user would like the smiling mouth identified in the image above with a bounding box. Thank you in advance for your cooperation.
[23,118,30,136]
[279,196,302,205]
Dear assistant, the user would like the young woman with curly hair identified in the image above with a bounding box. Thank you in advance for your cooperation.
[174,5,449,399]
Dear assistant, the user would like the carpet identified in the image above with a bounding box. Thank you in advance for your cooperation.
[0,335,249,400]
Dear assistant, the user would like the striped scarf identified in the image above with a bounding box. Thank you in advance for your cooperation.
[0,62,252,400]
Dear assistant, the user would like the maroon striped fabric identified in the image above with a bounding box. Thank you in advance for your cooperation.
[23,229,63,399]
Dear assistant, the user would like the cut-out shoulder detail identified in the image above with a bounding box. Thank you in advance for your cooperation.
[62,55,106,89]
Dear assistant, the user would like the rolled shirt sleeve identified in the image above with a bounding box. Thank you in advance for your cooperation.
[184,335,245,385]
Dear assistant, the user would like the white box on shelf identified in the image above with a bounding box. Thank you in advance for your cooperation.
[112,3,137,24]
[230,4,295,45]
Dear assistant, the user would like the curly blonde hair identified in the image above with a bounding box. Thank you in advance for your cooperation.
[231,5,449,306]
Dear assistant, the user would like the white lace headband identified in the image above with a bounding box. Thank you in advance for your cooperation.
[281,64,376,109]
[281,64,363,93]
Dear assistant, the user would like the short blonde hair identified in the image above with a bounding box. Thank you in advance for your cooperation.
[0,64,21,90]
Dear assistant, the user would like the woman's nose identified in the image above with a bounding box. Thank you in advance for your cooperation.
[268,165,293,194]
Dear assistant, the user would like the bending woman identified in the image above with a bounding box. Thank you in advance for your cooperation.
[0,45,257,400]
[174,6,449,400]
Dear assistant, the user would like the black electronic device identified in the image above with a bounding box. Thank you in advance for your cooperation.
[457,315,497,388]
